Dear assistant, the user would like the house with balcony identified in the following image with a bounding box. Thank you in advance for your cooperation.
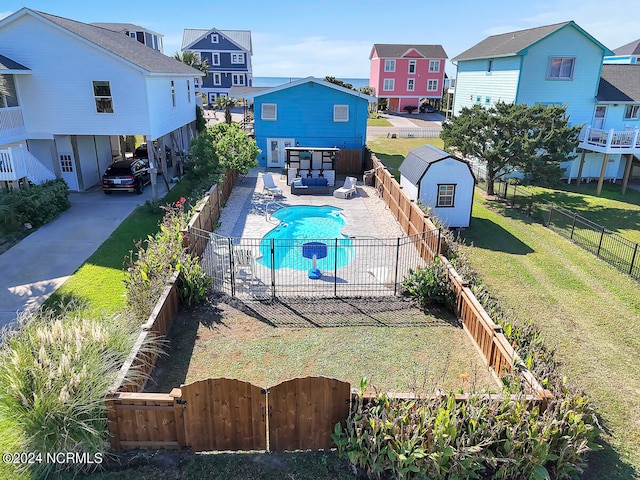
[369,44,448,113]
[181,27,252,105]
[91,23,164,52]
[239,77,375,171]
[451,21,640,194]
[604,39,640,64]
[0,8,203,192]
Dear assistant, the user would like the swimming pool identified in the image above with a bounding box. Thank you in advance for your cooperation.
[258,205,354,270]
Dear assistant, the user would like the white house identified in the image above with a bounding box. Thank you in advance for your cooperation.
[0,8,204,192]
[399,145,475,228]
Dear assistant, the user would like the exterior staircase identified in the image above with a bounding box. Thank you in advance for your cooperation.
[0,145,56,187]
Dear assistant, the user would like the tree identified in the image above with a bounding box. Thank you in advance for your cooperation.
[172,51,209,74]
[324,76,354,90]
[186,122,260,183]
[195,105,206,133]
[214,96,237,125]
[441,103,581,195]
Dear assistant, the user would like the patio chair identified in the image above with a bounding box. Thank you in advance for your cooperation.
[333,176,358,199]
[233,248,258,283]
[262,173,284,196]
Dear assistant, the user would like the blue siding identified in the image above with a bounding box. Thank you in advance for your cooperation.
[189,33,242,52]
[517,24,605,127]
[253,81,369,167]
[453,57,520,114]
[201,72,247,89]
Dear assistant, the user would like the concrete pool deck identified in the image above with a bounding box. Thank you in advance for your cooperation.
[215,168,405,240]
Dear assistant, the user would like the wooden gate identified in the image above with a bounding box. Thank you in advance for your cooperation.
[268,377,351,451]
[180,378,266,451]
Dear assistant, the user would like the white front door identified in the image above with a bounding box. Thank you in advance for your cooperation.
[59,153,79,191]
[267,138,294,167]
[593,105,607,129]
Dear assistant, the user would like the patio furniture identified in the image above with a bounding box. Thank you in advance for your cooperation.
[333,176,358,199]
[290,176,332,195]
[262,173,284,196]
[233,248,257,284]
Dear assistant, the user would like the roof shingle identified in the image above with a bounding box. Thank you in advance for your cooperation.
[597,64,640,102]
[371,44,447,59]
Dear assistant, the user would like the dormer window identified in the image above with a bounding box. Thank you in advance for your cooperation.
[211,33,218,43]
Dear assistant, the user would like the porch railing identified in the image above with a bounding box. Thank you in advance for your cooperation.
[579,125,640,152]
[0,145,56,184]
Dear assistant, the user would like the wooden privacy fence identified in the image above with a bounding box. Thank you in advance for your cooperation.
[183,170,238,257]
[335,149,364,175]
[106,376,350,452]
[371,155,551,403]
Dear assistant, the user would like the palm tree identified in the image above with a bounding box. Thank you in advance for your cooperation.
[215,96,237,124]
[173,51,209,74]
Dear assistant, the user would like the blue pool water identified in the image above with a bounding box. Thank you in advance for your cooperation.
[259,205,354,270]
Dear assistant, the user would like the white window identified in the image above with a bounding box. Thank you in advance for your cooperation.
[334,105,349,122]
[212,53,220,65]
[171,80,175,107]
[232,74,245,86]
[624,104,640,120]
[262,103,277,120]
[187,80,191,103]
[407,78,415,91]
[427,79,438,91]
[231,53,245,64]
[384,59,396,72]
[548,57,575,79]
[211,33,218,43]
[436,184,456,207]
[93,80,113,113]
[408,60,416,74]
[129,32,136,39]
[429,60,440,72]
[383,78,395,91]
[212,73,221,85]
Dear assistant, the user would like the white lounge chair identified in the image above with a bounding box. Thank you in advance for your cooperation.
[262,173,284,196]
[333,176,358,199]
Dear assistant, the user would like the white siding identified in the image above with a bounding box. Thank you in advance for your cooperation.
[146,77,197,140]
[400,174,419,201]
[418,160,474,228]
[25,139,56,174]
[453,57,520,115]
[517,25,604,127]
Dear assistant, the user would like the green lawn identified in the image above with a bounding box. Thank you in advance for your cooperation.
[516,182,640,244]
[367,137,444,180]
[460,192,640,480]
[367,116,393,126]
[45,182,191,316]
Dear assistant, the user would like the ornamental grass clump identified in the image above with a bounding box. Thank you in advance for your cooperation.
[0,304,159,479]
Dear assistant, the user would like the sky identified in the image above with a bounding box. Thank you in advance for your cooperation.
[1,0,637,79]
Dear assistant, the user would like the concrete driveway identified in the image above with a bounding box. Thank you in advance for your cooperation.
[0,181,170,329]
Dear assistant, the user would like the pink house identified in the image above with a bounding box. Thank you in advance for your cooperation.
[369,44,448,113]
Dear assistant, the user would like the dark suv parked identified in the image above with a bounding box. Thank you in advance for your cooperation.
[134,142,172,167]
[102,158,150,194]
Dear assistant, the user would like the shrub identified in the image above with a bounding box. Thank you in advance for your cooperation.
[0,179,70,230]
[402,257,455,310]
[333,383,599,480]
[124,199,211,319]
[0,304,158,479]
[404,105,418,114]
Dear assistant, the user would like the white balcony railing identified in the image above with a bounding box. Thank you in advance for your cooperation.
[579,126,640,153]
[0,107,27,139]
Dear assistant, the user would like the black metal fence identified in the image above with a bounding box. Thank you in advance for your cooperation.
[470,163,640,281]
[193,227,438,299]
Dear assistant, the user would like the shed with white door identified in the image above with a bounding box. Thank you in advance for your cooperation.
[399,145,475,228]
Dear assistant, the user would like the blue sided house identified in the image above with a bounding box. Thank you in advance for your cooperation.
[451,21,640,195]
[240,77,376,169]
[181,27,252,104]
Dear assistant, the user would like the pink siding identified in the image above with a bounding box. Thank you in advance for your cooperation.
[369,48,446,112]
